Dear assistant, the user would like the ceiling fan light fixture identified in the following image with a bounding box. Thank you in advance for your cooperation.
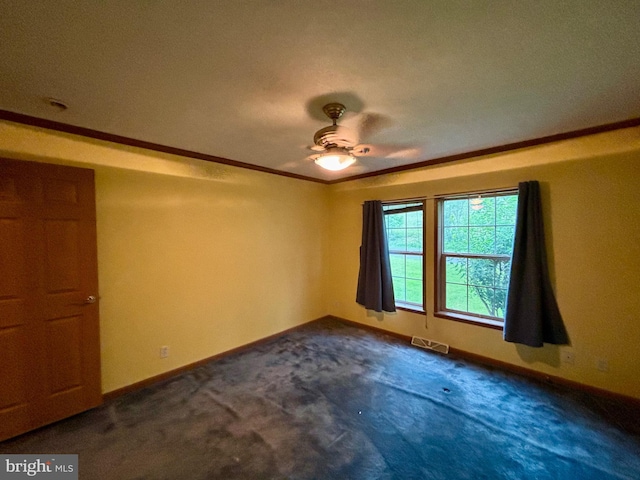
[314,147,356,171]
[470,195,484,210]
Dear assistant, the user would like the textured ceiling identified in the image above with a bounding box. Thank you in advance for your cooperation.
[1,1,639,182]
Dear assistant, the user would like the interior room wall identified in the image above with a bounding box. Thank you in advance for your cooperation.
[0,121,329,393]
[325,127,640,399]
[2,119,639,400]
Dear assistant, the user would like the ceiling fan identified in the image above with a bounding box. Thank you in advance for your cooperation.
[308,103,420,171]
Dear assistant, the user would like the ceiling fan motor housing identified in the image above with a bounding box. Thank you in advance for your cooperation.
[313,103,356,149]
[313,125,353,148]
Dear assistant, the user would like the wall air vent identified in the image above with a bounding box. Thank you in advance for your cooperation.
[411,336,449,354]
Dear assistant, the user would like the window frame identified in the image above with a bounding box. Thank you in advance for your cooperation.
[383,199,426,314]
[434,189,518,329]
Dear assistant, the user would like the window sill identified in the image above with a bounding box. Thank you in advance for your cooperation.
[434,311,503,330]
[396,304,425,314]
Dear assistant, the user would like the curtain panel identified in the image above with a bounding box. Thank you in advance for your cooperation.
[504,181,568,347]
[356,200,396,313]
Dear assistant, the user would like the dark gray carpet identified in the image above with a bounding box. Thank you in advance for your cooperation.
[2,318,639,479]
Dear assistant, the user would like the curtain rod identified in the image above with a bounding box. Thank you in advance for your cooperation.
[362,186,518,205]
[433,186,518,199]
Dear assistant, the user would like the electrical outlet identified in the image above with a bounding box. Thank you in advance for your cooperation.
[160,346,169,359]
[561,351,575,365]
[596,358,609,372]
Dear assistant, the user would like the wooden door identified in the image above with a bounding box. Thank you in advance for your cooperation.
[0,158,101,441]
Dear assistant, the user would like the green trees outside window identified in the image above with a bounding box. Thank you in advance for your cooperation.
[383,202,424,311]
[439,193,518,322]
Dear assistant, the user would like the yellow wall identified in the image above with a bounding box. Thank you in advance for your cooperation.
[326,127,640,399]
[0,121,328,393]
[2,120,639,399]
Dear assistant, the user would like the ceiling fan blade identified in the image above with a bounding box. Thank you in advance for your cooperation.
[360,113,392,140]
[309,144,326,152]
[331,125,359,146]
[352,144,423,159]
[343,112,392,143]
[385,147,423,159]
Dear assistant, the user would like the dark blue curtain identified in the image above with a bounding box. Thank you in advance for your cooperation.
[504,181,568,347]
[356,201,396,313]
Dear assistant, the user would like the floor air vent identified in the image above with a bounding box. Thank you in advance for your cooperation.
[411,336,449,354]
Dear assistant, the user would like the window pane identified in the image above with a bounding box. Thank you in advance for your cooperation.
[383,201,424,311]
[392,276,406,302]
[469,197,495,226]
[406,211,422,228]
[495,259,511,289]
[386,213,405,228]
[494,289,508,318]
[406,255,422,280]
[438,192,517,322]
[446,283,467,311]
[387,228,406,251]
[496,195,518,225]
[443,199,468,226]
[468,258,495,287]
[389,254,405,277]
[406,227,422,252]
[469,226,495,254]
[496,226,515,255]
[444,227,468,253]
[469,287,493,316]
[406,279,423,304]
[445,257,467,284]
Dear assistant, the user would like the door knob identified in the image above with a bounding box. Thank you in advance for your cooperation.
[69,295,99,306]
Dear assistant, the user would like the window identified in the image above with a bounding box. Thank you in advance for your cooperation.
[436,191,518,327]
[383,201,425,312]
